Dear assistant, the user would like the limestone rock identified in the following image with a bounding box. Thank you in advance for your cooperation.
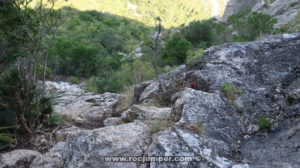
[0,150,41,168]
[121,105,172,122]
[103,117,124,126]
[45,81,121,128]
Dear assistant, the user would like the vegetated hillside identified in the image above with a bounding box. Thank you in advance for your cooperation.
[31,0,228,28]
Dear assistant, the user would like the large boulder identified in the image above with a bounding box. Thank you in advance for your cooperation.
[132,65,186,105]
[45,81,121,128]
[31,121,151,168]
[147,89,246,168]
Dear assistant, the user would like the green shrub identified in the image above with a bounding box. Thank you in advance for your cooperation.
[258,116,272,130]
[229,9,277,41]
[0,126,16,151]
[183,19,218,48]
[85,76,99,93]
[221,83,243,107]
[68,76,81,84]
[186,48,203,63]
[36,64,53,80]
[247,12,277,37]
[47,114,64,127]
[0,67,63,134]
[162,33,192,66]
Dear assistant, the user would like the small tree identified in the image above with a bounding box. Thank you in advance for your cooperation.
[162,33,191,66]
[182,19,217,48]
[247,12,277,37]
[0,0,61,143]
[150,17,166,93]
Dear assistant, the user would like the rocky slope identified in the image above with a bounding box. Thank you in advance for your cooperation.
[223,0,300,30]
[1,34,300,168]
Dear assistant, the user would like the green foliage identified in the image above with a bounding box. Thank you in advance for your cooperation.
[186,48,204,63]
[85,59,155,93]
[47,114,64,127]
[247,12,277,37]
[36,64,53,80]
[68,76,81,84]
[221,83,243,106]
[183,19,218,48]
[0,67,63,131]
[47,8,152,80]
[36,0,228,28]
[0,126,16,151]
[162,33,192,66]
[229,10,277,41]
[259,116,272,130]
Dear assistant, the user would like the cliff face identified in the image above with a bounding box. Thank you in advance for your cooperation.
[223,0,300,29]
[222,0,260,21]
[1,34,298,168]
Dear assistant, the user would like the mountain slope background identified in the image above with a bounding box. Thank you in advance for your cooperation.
[31,0,228,28]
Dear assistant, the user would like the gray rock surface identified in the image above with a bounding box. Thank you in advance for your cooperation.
[4,34,299,168]
[223,0,300,29]
[45,81,121,128]
[253,0,300,28]
[0,150,41,168]
[31,121,151,168]
[103,117,124,126]
[121,105,172,122]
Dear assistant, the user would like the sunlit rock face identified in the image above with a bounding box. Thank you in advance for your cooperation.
[223,0,300,29]
[222,0,260,21]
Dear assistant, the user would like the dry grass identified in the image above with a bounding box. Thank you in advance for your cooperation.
[185,122,204,134]
[116,86,135,113]
[147,119,175,134]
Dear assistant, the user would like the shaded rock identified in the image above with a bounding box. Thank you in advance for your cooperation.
[177,89,243,144]
[286,78,300,102]
[131,81,151,104]
[0,150,41,168]
[103,117,124,126]
[132,65,186,104]
[241,122,300,168]
[121,105,172,122]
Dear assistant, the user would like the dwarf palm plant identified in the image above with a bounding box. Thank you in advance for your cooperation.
[0,126,16,151]
[0,64,63,143]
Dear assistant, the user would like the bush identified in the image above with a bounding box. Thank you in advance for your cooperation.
[182,19,218,48]
[68,76,81,84]
[49,38,108,77]
[247,12,277,38]
[186,48,203,63]
[0,126,16,151]
[162,33,192,66]
[258,116,272,130]
[229,9,277,41]
[47,113,64,127]
[221,83,243,108]
[0,66,63,135]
